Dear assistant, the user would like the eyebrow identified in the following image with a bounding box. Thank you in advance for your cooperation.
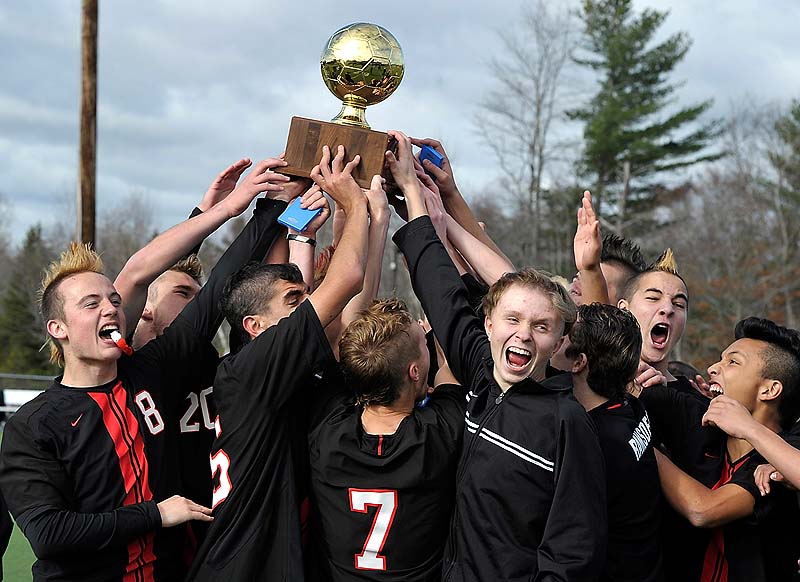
[77,293,101,304]
[173,285,195,293]
[283,289,304,300]
[643,288,689,303]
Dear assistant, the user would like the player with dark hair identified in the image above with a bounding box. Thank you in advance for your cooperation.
[570,232,646,306]
[641,317,800,581]
[306,298,464,581]
[187,145,370,582]
[389,131,607,581]
[0,158,296,581]
[559,303,663,582]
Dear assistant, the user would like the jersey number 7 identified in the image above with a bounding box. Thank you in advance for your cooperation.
[349,489,398,571]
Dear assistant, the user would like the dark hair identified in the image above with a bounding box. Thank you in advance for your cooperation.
[566,303,642,400]
[339,298,422,407]
[735,317,800,428]
[220,262,304,350]
[601,234,647,274]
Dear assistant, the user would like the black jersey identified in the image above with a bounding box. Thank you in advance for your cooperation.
[640,385,800,582]
[307,382,465,582]
[589,396,663,582]
[0,324,213,582]
[187,300,334,582]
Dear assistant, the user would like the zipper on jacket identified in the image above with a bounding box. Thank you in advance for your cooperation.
[447,387,509,575]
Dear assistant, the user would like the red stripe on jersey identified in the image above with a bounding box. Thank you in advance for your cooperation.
[606,403,622,410]
[377,435,384,457]
[90,382,156,582]
[700,453,752,582]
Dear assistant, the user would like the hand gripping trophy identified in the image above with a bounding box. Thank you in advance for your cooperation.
[279,23,404,188]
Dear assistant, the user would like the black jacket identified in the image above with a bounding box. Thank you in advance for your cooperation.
[394,217,607,582]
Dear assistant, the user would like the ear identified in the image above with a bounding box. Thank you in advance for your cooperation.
[484,315,492,339]
[408,361,420,385]
[242,315,263,339]
[617,298,629,310]
[571,352,589,375]
[46,319,67,341]
[759,379,783,404]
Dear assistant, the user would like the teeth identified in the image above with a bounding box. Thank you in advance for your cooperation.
[508,347,531,356]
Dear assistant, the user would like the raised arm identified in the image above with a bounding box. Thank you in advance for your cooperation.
[288,184,331,291]
[410,136,511,263]
[115,157,290,330]
[389,131,490,387]
[307,145,369,329]
[445,215,514,285]
[573,191,609,305]
[654,449,754,528]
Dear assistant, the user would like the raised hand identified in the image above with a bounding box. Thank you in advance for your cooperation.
[409,137,458,199]
[754,463,783,496]
[296,184,331,235]
[701,395,759,439]
[157,495,213,527]
[574,191,601,272]
[364,175,389,222]
[199,158,253,212]
[223,157,291,217]
[385,131,424,218]
[421,178,448,243]
[310,145,363,215]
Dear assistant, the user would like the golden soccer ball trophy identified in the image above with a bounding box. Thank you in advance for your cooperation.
[321,23,405,129]
[280,23,405,188]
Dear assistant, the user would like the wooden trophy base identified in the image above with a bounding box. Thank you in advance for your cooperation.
[279,116,395,189]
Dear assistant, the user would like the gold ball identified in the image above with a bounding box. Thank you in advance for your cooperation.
[320,22,404,106]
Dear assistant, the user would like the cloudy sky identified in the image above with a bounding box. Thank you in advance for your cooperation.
[1,0,799,245]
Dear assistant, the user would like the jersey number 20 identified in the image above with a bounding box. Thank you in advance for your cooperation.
[349,489,397,571]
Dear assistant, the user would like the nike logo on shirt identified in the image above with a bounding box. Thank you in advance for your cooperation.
[71,413,84,427]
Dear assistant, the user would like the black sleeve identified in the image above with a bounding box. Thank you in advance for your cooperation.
[186,206,203,257]
[393,217,492,390]
[134,198,288,390]
[222,300,335,411]
[425,383,467,445]
[0,414,161,560]
[536,396,607,581]
[638,384,708,462]
[727,453,789,524]
[460,272,489,318]
[0,492,11,580]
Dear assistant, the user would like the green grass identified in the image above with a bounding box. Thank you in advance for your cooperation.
[5,524,34,581]
[1,428,35,581]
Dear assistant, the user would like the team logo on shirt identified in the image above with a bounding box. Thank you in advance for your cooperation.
[628,412,652,461]
[70,413,83,427]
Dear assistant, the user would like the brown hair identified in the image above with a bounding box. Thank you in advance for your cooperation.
[339,298,422,407]
[170,254,203,284]
[482,268,577,336]
[39,243,105,366]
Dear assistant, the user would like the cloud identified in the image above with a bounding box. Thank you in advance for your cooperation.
[1,0,798,245]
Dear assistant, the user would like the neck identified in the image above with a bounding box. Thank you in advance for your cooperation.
[361,404,412,435]
[61,356,117,388]
[647,358,676,382]
[726,436,754,462]
[572,375,609,412]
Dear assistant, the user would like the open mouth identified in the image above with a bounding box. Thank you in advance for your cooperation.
[98,324,119,342]
[708,381,724,397]
[650,323,670,350]
[505,346,532,371]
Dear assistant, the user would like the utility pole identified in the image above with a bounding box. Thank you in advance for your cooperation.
[78,0,98,245]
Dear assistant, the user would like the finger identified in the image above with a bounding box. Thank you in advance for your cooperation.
[318,146,332,180]
[385,150,398,166]
[410,137,444,153]
[413,157,425,173]
[310,164,324,188]
[755,469,770,496]
[260,183,286,192]
[191,511,214,522]
[254,172,291,185]
[331,145,346,175]
[370,174,385,191]
[306,196,329,211]
[342,154,361,176]
[422,158,449,182]
[771,471,785,482]
[262,157,289,169]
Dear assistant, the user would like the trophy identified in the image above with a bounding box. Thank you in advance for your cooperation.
[279,23,404,188]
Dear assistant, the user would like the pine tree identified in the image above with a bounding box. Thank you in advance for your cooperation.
[0,225,56,374]
[570,0,722,235]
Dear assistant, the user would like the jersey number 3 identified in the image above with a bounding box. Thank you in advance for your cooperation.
[349,489,397,571]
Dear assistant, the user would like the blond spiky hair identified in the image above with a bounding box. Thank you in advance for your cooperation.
[39,242,105,367]
[649,248,680,276]
[170,254,203,284]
